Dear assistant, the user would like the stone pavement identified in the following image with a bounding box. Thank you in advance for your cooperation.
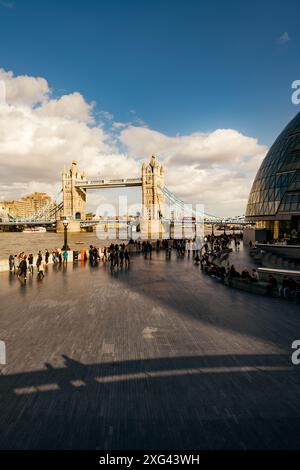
[0,251,300,449]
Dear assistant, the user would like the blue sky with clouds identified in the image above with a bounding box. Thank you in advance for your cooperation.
[0,0,299,144]
[0,0,299,216]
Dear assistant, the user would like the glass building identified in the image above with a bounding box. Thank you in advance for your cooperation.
[246,111,300,241]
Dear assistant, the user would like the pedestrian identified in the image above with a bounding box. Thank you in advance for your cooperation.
[93,246,98,264]
[8,254,14,272]
[28,253,34,275]
[63,250,68,264]
[18,255,27,281]
[103,247,107,263]
[36,251,42,272]
[37,263,45,280]
[185,240,190,258]
[114,246,119,270]
[124,249,130,268]
[89,245,94,265]
[119,247,124,268]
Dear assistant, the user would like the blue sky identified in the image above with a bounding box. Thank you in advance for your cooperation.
[0,0,299,145]
[0,0,299,216]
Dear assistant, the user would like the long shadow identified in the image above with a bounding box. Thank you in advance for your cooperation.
[95,250,300,349]
[1,252,300,449]
[1,353,300,450]
[2,251,299,352]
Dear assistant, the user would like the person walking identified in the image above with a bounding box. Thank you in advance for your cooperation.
[28,253,34,275]
[89,245,94,265]
[36,251,42,272]
[18,255,27,282]
[45,250,50,265]
[13,254,18,273]
[8,254,14,273]
[144,242,148,260]
[114,246,119,270]
[52,250,57,264]
[37,262,45,280]
[124,249,130,268]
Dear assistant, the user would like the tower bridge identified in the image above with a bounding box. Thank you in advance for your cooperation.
[2,155,250,235]
[58,155,165,237]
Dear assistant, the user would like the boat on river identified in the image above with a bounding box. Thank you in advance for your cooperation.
[22,227,47,233]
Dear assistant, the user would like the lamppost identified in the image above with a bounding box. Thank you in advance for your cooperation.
[62,219,70,251]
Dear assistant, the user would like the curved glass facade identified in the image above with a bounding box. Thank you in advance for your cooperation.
[246,111,300,221]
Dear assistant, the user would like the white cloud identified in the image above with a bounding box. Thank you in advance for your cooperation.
[278,32,291,45]
[0,67,268,217]
[119,126,267,168]
[119,125,267,215]
[36,92,95,123]
[0,68,49,106]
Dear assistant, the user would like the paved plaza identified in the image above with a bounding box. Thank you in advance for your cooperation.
[0,250,300,449]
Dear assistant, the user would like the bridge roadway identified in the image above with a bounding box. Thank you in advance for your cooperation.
[0,248,300,450]
[75,178,142,189]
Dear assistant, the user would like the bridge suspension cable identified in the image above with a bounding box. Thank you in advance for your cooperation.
[160,185,247,225]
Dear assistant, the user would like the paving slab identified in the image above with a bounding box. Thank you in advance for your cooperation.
[0,251,299,449]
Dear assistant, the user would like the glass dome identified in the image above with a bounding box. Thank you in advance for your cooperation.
[246,111,300,220]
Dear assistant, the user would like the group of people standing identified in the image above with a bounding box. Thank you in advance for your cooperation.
[102,244,130,272]
[86,244,131,272]
[7,234,243,284]
[8,248,69,282]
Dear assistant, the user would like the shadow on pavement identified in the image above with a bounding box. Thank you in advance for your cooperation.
[0,353,300,450]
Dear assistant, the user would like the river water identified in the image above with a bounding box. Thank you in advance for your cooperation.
[0,228,238,258]
[0,232,110,257]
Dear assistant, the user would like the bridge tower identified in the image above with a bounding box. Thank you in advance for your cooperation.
[141,155,165,239]
[57,161,86,232]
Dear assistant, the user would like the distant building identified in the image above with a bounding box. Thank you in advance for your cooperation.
[246,111,300,243]
[2,192,52,219]
[0,204,9,222]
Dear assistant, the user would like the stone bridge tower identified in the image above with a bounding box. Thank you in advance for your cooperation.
[141,155,165,238]
[57,161,86,232]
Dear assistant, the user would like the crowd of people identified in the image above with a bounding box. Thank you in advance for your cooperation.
[8,249,70,282]
[8,244,132,282]
[100,244,130,272]
[7,233,299,299]
[193,236,300,300]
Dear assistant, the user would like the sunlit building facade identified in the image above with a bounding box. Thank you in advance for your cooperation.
[2,192,52,219]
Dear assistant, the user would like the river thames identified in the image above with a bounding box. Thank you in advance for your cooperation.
[0,232,111,257]
[0,228,233,258]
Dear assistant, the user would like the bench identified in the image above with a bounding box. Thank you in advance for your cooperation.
[227,278,279,297]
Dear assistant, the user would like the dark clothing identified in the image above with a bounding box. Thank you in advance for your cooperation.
[19,259,27,276]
